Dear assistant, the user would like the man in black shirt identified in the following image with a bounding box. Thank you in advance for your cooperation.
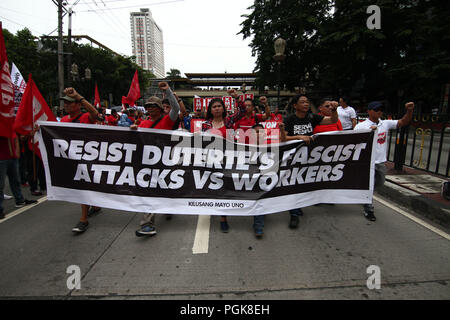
[280,95,338,228]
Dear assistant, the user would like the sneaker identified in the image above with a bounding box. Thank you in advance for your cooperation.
[87,206,102,217]
[220,220,229,233]
[3,194,13,200]
[15,199,38,208]
[289,215,299,229]
[72,221,89,233]
[0,212,5,219]
[135,225,157,237]
[254,228,264,238]
[31,190,43,196]
[364,211,377,222]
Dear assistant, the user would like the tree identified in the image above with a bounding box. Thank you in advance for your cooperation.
[240,0,450,113]
[3,27,155,107]
[166,68,182,79]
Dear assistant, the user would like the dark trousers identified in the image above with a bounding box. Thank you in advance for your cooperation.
[25,147,46,192]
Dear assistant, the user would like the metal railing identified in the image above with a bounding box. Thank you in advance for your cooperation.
[357,113,449,177]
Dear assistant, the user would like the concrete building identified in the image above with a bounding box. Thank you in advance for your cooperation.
[130,8,165,78]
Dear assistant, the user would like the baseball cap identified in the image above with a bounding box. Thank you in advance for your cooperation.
[367,101,383,110]
[144,96,163,110]
[59,95,79,103]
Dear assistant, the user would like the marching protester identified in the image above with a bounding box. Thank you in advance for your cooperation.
[313,99,343,134]
[58,87,102,233]
[354,101,414,221]
[106,109,119,126]
[118,109,133,127]
[184,107,206,133]
[337,96,357,130]
[201,89,247,232]
[279,94,339,228]
[130,81,180,237]
[233,97,271,143]
[162,93,183,130]
[0,135,38,219]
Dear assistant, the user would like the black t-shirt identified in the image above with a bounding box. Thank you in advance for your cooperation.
[284,113,324,136]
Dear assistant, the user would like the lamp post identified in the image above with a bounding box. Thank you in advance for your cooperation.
[273,37,286,109]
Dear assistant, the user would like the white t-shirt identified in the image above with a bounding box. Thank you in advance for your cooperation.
[355,119,398,164]
[337,106,357,129]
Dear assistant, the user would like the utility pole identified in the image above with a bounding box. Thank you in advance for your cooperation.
[67,7,73,87]
[57,0,65,108]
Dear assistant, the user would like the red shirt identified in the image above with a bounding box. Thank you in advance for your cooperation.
[138,115,175,130]
[268,113,283,122]
[0,137,18,160]
[61,112,95,124]
[313,119,343,134]
[106,115,118,126]
[234,113,264,132]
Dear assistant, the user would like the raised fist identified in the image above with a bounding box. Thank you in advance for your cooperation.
[227,89,238,98]
[158,82,169,91]
[405,102,414,111]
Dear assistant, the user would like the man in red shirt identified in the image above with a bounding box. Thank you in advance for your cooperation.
[59,87,102,234]
[106,109,119,126]
[313,99,343,134]
[234,97,271,143]
[130,82,180,237]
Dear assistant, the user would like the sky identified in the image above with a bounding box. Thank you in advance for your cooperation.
[0,0,257,76]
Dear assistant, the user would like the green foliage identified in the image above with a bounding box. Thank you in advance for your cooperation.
[240,0,450,112]
[3,28,154,106]
[166,68,182,79]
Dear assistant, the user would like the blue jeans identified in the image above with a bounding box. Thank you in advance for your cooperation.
[253,215,264,230]
[0,159,25,213]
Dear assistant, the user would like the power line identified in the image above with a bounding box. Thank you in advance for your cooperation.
[78,0,184,12]
[0,15,46,35]
[79,0,129,40]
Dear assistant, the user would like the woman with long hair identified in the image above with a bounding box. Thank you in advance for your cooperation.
[201,89,247,232]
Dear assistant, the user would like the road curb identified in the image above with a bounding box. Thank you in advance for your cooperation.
[377,181,450,229]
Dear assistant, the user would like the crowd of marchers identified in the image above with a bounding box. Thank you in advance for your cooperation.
[0,81,414,240]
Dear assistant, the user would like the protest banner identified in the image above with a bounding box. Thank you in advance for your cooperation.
[37,122,375,216]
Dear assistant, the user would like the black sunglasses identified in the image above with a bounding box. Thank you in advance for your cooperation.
[145,103,160,108]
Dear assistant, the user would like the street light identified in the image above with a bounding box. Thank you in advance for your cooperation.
[273,37,286,109]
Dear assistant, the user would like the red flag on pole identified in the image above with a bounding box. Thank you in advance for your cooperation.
[0,22,16,138]
[14,74,57,157]
[121,70,140,108]
[94,83,101,108]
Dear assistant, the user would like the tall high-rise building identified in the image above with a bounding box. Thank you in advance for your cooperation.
[130,8,165,78]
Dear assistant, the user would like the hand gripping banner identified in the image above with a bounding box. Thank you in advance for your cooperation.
[37,121,375,216]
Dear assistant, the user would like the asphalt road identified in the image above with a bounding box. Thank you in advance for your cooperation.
[0,185,449,300]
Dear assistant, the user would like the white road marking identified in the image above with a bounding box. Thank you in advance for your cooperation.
[0,197,47,224]
[373,195,450,241]
[192,215,211,254]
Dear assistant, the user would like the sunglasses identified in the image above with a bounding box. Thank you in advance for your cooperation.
[372,107,383,112]
[145,104,160,108]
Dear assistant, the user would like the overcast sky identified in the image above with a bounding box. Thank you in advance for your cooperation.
[0,0,257,76]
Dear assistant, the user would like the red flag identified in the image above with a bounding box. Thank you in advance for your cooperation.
[121,70,140,107]
[0,22,16,138]
[14,74,56,157]
[94,83,101,108]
